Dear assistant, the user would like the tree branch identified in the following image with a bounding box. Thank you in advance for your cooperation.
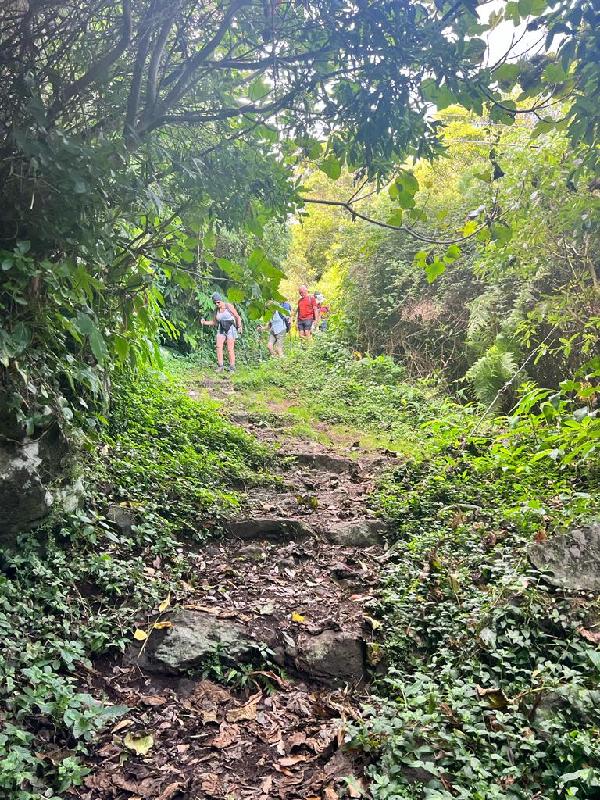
[145,0,251,130]
[142,1,182,127]
[300,197,493,245]
[124,2,157,144]
[48,0,132,124]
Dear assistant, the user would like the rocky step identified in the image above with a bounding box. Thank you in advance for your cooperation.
[225,517,389,547]
[291,451,361,475]
[130,609,368,686]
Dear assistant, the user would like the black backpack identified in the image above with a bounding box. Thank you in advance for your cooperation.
[278,311,291,332]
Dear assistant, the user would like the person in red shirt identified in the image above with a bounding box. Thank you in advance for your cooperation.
[315,293,330,332]
[296,285,320,338]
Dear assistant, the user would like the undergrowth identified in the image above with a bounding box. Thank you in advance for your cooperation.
[228,337,476,456]
[352,377,600,798]
[0,371,267,799]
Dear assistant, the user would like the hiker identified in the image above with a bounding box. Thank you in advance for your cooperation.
[297,285,320,339]
[262,301,291,358]
[200,292,243,372]
[315,293,330,332]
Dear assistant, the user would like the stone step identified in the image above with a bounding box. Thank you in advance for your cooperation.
[225,517,314,541]
[129,609,368,686]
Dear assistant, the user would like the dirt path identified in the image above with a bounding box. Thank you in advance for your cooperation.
[73,375,395,800]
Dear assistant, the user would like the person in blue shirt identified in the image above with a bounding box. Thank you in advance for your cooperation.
[263,301,291,358]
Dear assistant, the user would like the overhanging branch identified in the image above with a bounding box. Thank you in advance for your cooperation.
[300,197,494,246]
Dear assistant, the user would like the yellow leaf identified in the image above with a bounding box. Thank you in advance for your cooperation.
[133,629,148,641]
[123,732,154,756]
[291,612,306,623]
[158,593,171,613]
[153,621,172,630]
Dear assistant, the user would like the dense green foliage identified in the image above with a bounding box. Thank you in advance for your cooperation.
[355,428,600,798]
[2,0,598,433]
[0,372,266,799]
[290,114,599,405]
[233,337,472,455]
[1,1,599,797]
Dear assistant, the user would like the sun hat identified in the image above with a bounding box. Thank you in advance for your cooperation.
[211,292,222,302]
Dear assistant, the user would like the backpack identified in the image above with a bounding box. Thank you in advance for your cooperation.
[278,311,291,332]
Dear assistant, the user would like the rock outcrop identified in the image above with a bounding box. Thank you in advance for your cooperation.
[528,522,600,592]
[0,426,69,549]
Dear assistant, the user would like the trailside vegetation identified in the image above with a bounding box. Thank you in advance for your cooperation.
[0,372,267,797]
[289,112,599,405]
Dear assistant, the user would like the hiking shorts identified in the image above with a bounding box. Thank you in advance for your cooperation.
[298,318,314,332]
[269,330,285,347]
[217,325,238,340]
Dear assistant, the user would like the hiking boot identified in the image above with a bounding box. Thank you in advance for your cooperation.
[216,365,225,373]
[228,366,236,373]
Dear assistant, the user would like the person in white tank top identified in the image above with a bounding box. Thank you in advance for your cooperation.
[201,292,243,372]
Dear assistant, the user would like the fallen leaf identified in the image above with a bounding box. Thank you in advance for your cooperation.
[291,611,306,623]
[346,776,365,797]
[201,707,218,724]
[139,695,167,707]
[363,615,382,631]
[226,697,259,723]
[199,772,222,797]
[158,593,171,613]
[324,786,338,800]
[111,718,133,733]
[278,754,309,767]
[123,732,154,756]
[476,685,508,709]
[133,629,148,641]
[157,783,182,800]
[153,620,173,630]
[211,723,239,749]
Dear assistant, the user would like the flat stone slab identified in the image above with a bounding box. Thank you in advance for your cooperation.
[325,519,389,547]
[144,611,258,674]
[295,629,366,684]
[529,523,600,592]
[292,452,359,474]
[226,517,313,542]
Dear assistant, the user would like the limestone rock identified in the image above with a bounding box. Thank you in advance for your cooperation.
[0,441,54,548]
[107,504,137,534]
[325,519,388,547]
[528,523,600,592]
[226,517,313,542]
[145,611,257,674]
[295,629,366,684]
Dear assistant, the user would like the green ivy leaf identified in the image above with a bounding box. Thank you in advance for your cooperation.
[445,244,461,261]
[387,209,404,227]
[491,222,513,245]
[425,260,446,283]
[227,286,246,303]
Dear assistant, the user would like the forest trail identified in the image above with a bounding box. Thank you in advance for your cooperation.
[72,373,397,800]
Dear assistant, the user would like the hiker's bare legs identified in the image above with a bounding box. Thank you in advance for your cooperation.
[226,336,236,369]
[216,333,225,367]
